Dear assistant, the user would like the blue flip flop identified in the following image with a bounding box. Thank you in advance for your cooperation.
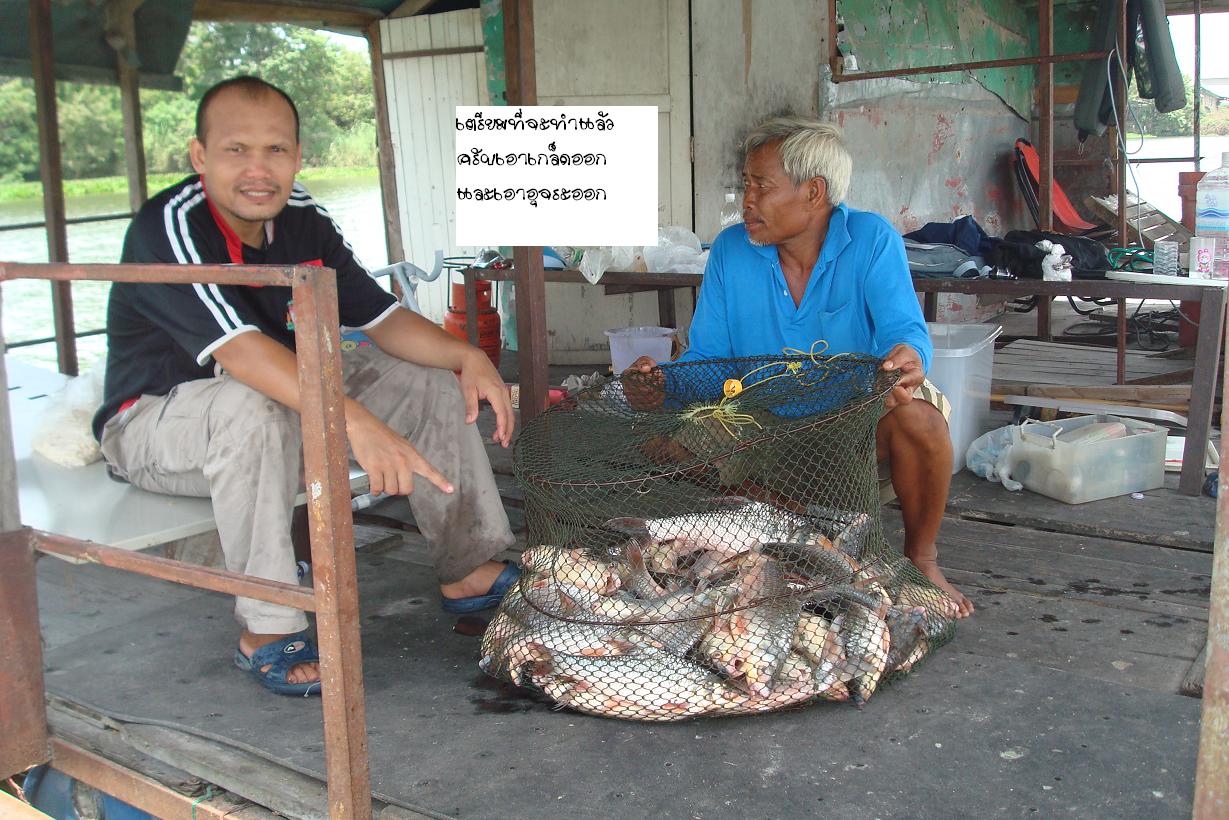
[234,631,322,697]
[441,561,522,614]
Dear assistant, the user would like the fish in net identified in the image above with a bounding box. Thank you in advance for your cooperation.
[481,353,957,720]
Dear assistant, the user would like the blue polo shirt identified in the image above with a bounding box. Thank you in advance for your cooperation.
[679,203,932,373]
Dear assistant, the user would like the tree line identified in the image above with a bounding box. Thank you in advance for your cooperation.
[1129,75,1229,137]
[0,22,376,183]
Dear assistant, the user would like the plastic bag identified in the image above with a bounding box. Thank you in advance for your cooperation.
[579,245,639,284]
[32,365,105,467]
[965,424,1022,491]
[642,225,708,274]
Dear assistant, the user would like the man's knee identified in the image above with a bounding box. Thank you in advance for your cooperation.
[879,400,951,456]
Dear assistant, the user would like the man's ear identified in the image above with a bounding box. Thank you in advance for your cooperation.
[189,138,206,175]
[295,143,303,175]
[808,177,828,208]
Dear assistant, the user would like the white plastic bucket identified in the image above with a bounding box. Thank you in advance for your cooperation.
[605,326,676,373]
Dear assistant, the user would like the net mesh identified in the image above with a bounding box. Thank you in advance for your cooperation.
[481,354,957,721]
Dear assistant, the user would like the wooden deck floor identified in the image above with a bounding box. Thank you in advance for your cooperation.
[29,398,1217,819]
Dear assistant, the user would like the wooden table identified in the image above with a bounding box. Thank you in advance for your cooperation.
[465,267,1225,496]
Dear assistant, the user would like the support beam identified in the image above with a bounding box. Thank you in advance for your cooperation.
[388,0,434,18]
[291,267,372,819]
[51,739,252,819]
[503,0,549,423]
[367,21,406,267]
[1115,0,1128,249]
[32,532,317,611]
[0,291,50,778]
[29,0,78,376]
[1194,308,1229,816]
[0,536,48,778]
[193,0,380,28]
[1037,0,1054,232]
[106,0,149,211]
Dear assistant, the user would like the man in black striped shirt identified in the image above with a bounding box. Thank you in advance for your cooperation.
[94,76,520,696]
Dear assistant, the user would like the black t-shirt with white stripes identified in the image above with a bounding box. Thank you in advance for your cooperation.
[93,175,398,439]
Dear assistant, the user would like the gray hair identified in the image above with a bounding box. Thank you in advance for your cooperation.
[743,117,852,206]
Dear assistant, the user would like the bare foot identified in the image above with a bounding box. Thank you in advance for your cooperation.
[239,631,320,685]
[440,560,508,599]
[911,558,974,618]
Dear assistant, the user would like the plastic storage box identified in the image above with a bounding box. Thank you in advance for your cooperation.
[1006,414,1167,504]
[925,323,1003,474]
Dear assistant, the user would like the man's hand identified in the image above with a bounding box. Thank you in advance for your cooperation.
[881,343,925,411]
[622,355,665,411]
[345,399,454,496]
[458,348,514,448]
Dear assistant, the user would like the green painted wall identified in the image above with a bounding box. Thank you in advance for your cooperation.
[480,0,507,105]
[840,0,1101,117]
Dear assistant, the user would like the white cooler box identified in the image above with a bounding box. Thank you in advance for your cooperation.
[1006,414,1167,504]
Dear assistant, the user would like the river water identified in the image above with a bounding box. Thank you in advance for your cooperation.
[0,175,386,368]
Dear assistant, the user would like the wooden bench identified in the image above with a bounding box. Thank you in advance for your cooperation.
[7,357,366,554]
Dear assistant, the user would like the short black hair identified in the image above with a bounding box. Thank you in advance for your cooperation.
[195,76,301,144]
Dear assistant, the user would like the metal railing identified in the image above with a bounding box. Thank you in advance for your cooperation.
[0,261,373,818]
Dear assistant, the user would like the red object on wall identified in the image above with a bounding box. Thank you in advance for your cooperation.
[1178,171,1206,349]
[444,280,501,368]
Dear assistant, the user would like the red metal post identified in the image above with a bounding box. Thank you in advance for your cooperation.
[0,531,50,780]
[290,266,372,819]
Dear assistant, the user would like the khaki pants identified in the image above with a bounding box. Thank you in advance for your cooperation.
[99,344,515,634]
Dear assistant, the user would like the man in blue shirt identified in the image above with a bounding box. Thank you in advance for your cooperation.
[629,116,971,617]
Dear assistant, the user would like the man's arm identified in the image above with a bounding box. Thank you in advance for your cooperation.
[860,225,932,408]
[364,308,513,447]
[212,330,455,496]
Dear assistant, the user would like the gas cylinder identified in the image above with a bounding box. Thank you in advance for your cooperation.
[444,280,501,368]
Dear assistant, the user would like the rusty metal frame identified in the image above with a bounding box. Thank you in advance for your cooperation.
[0,261,373,818]
[50,738,260,819]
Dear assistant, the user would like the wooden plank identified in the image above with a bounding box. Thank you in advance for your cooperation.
[109,0,148,211]
[940,471,1215,552]
[192,0,381,27]
[29,0,77,376]
[947,572,1207,694]
[1087,192,1193,250]
[887,514,1213,614]
[0,292,18,534]
[121,724,330,820]
[51,738,258,820]
[994,339,1192,386]
[0,790,51,818]
[1182,642,1207,697]
[880,512,1211,694]
[367,23,405,267]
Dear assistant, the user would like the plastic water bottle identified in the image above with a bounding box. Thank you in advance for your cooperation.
[1195,151,1229,279]
[719,190,742,230]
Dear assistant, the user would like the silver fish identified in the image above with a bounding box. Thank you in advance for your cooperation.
[836,600,890,708]
[605,498,818,565]
[696,555,801,697]
[884,605,929,673]
[527,645,751,721]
